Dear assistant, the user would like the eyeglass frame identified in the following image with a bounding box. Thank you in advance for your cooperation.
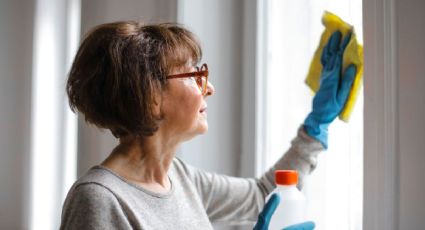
[166,63,209,95]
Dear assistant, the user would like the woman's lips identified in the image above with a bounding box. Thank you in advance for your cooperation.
[200,106,207,113]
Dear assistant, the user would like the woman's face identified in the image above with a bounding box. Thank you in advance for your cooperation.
[160,64,215,142]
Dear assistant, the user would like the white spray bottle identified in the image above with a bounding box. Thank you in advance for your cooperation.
[267,170,307,230]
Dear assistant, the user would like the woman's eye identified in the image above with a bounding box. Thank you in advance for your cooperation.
[182,77,197,86]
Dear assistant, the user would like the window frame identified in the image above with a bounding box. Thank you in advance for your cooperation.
[363,0,399,229]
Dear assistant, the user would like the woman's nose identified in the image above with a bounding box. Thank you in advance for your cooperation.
[205,81,215,96]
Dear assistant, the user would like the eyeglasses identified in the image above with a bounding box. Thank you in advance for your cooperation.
[166,63,209,95]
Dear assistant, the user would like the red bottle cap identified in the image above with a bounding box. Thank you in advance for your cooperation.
[275,170,298,185]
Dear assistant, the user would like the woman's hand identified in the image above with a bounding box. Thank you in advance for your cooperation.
[304,31,357,149]
[253,194,315,230]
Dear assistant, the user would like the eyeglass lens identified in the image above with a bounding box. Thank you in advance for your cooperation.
[199,65,207,94]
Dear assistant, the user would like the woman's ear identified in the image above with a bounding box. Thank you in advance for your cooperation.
[151,90,162,118]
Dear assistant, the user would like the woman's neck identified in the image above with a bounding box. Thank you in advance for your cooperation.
[101,133,179,193]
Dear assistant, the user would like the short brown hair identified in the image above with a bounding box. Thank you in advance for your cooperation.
[66,21,202,138]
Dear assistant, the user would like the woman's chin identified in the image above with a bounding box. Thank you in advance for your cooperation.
[191,122,208,138]
[198,122,208,134]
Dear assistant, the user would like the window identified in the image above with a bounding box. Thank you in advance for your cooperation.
[258,0,363,229]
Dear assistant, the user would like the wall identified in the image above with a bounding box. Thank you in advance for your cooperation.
[0,0,34,228]
[397,0,425,228]
[177,0,243,177]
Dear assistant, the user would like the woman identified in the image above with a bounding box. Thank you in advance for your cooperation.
[60,21,355,229]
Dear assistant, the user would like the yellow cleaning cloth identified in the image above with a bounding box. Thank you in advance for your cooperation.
[305,11,363,122]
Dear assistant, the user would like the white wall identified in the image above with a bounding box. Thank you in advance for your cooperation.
[0,0,34,228]
[396,0,425,228]
[177,0,243,177]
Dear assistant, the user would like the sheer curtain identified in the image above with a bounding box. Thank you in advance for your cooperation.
[259,0,363,229]
[29,0,80,228]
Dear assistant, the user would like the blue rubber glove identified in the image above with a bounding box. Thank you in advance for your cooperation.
[304,31,357,149]
[253,193,315,230]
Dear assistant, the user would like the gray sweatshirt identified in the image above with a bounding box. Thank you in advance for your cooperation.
[60,127,323,229]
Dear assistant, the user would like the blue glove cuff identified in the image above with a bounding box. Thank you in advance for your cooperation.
[304,115,329,149]
[282,221,316,230]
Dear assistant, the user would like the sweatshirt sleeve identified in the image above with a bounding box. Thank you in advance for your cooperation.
[262,126,324,190]
[60,183,132,230]
[179,126,324,224]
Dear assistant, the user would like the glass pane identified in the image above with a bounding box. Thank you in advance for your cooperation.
[264,0,363,229]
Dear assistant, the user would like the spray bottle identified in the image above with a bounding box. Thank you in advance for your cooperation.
[267,170,307,230]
